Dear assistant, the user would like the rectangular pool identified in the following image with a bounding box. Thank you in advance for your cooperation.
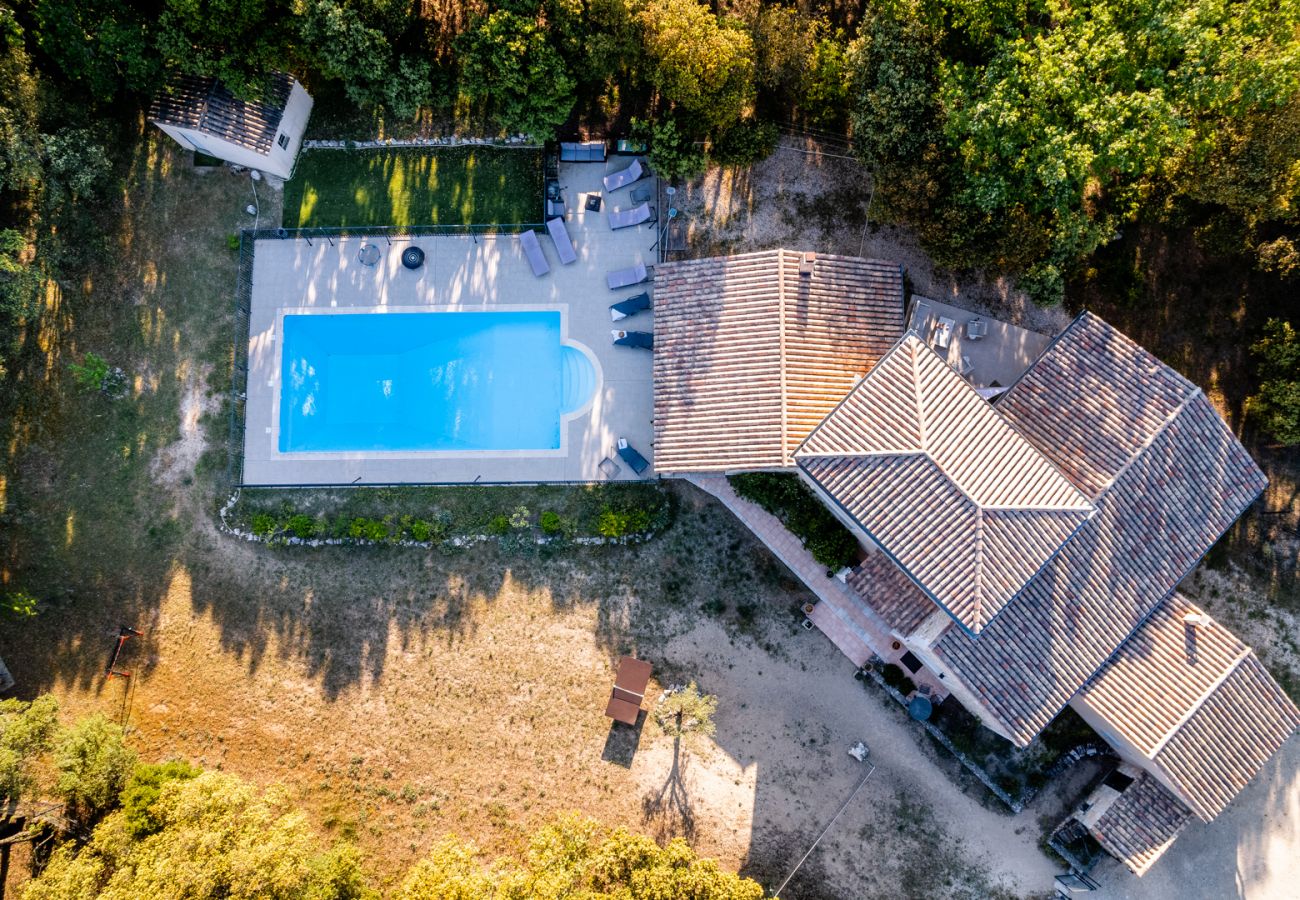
[278,310,596,452]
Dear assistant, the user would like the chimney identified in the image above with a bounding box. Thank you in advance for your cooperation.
[1183,612,1214,629]
[799,252,816,277]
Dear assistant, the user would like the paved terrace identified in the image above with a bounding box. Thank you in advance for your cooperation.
[242,161,658,485]
[912,296,1052,389]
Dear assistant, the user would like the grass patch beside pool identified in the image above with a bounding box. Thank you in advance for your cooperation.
[283,146,544,228]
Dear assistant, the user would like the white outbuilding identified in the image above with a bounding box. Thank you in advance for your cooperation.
[149,72,313,179]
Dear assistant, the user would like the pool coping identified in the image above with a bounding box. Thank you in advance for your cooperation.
[267,303,604,461]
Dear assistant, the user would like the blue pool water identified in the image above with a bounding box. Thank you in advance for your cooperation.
[279,311,597,452]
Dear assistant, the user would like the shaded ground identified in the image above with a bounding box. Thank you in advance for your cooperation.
[282,146,543,228]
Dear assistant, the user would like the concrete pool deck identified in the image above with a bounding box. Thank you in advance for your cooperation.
[242,162,658,485]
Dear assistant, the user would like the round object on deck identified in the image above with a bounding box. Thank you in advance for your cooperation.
[908,695,933,721]
[401,246,425,269]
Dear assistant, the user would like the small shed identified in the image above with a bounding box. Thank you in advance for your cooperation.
[149,72,313,179]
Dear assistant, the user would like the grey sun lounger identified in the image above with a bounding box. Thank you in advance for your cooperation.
[519,229,549,277]
[617,438,650,475]
[546,216,577,265]
[612,329,653,350]
[609,291,651,321]
[608,201,652,230]
[606,262,650,290]
[603,158,645,193]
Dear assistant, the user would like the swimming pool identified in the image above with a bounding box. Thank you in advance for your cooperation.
[278,310,597,452]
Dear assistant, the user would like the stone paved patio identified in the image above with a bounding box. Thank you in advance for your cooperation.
[242,161,659,485]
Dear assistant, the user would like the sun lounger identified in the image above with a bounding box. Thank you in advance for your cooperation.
[609,291,651,321]
[604,655,652,724]
[603,158,645,193]
[616,437,650,475]
[608,201,652,230]
[606,263,650,290]
[546,216,577,265]
[519,229,549,277]
[612,329,653,350]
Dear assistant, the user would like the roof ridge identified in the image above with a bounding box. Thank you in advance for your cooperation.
[912,339,929,449]
[1093,387,1202,503]
[777,251,789,464]
[973,507,986,629]
[1148,646,1252,758]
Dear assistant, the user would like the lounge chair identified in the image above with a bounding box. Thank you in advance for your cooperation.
[606,263,651,290]
[608,201,652,230]
[612,329,653,350]
[616,438,650,475]
[518,229,549,277]
[609,291,651,321]
[603,158,644,193]
[546,216,577,265]
[604,655,652,724]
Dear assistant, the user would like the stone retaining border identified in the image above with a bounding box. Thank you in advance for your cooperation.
[302,136,541,150]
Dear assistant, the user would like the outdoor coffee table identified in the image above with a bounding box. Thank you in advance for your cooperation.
[586,194,602,212]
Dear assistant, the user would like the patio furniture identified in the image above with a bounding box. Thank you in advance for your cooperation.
[958,355,974,377]
[607,262,651,290]
[612,329,653,350]
[585,194,602,212]
[603,158,645,193]
[933,316,955,349]
[560,140,606,162]
[908,299,932,334]
[631,185,653,205]
[616,138,647,154]
[401,246,425,270]
[609,291,651,321]
[966,318,987,340]
[604,655,652,725]
[358,243,381,266]
[617,437,650,474]
[908,695,933,721]
[598,456,622,479]
[546,216,577,265]
[518,229,550,277]
[608,201,652,230]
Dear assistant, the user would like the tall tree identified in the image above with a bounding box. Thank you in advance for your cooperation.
[638,0,755,129]
[155,0,297,99]
[458,8,577,138]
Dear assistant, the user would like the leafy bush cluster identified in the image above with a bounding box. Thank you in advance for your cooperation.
[880,663,917,697]
[727,473,860,570]
[1248,318,1300,445]
[249,511,449,544]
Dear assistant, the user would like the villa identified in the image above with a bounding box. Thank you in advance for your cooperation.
[650,249,1298,876]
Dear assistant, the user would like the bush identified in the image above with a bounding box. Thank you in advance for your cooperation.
[539,510,563,534]
[250,514,276,537]
[69,352,110,392]
[1248,318,1300,444]
[597,508,629,538]
[711,119,779,166]
[120,760,201,837]
[487,515,511,535]
[728,473,860,569]
[3,589,38,618]
[881,663,907,690]
[55,714,138,820]
[631,115,706,183]
[347,517,389,541]
[286,514,317,539]
[408,519,432,542]
[226,233,241,252]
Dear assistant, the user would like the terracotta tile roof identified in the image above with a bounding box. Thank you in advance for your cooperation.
[150,73,294,155]
[796,335,1093,633]
[652,250,903,472]
[1089,772,1194,875]
[1081,595,1299,820]
[932,314,1267,744]
[845,552,935,636]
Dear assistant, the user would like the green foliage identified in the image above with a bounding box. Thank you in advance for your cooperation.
[227,233,241,252]
[408,518,433,542]
[539,510,563,534]
[32,0,159,100]
[54,714,137,820]
[802,30,851,130]
[119,760,200,837]
[396,812,762,899]
[638,0,756,129]
[68,352,110,392]
[509,505,531,529]
[596,506,651,538]
[155,0,298,101]
[880,664,916,696]
[728,473,860,570]
[459,10,576,138]
[654,681,717,743]
[251,513,277,537]
[42,127,112,205]
[347,517,390,541]
[0,695,60,807]
[710,118,778,166]
[1249,318,1300,444]
[286,514,318,539]
[22,770,375,900]
[630,116,706,183]
[487,514,511,536]
[2,589,38,618]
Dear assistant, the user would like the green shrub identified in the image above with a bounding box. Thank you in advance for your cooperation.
[711,119,779,166]
[409,519,433,542]
[539,510,563,534]
[226,233,241,252]
[2,590,38,619]
[120,760,201,837]
[69,352,110,392]
[347,517,389,541]
[597,508,629,538]
[487,515,511,535]
[881,663,907,690]
[728,473,859,569]
[509,505,531,529]
[286,514,317,539]
[250,514,277,537]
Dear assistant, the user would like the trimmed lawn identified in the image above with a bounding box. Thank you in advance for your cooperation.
[282,146,544,228]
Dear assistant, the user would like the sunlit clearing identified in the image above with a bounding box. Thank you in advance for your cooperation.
[298,187,318,225]
[142,260,158,294]
[0,474,7,515]
[35,280,63,355]
[133,374,145,398]
[64,511,75,547]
